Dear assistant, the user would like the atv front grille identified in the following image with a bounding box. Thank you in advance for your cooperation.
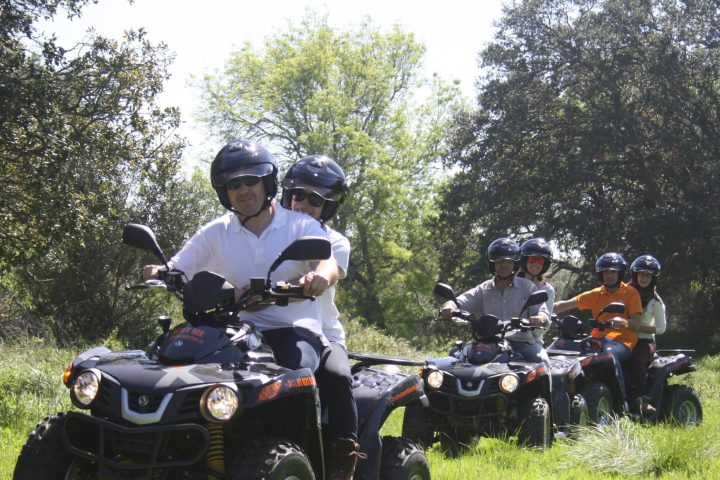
[62,412,209,472]
[427,388,505,421]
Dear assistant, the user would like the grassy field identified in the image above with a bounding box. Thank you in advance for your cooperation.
[1,328,719,479]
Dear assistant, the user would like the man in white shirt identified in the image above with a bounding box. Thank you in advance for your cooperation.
[144,139,338,373]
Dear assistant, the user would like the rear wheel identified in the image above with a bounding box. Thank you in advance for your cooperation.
[228,437,315,480]
[663,385,702,427]
[582,381,614,425]
[401,403,434,448]
[13,413,97,480]
[380,436,430,480]
[518,397,552,449]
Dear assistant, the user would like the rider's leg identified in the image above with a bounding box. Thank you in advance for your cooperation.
[261,327,323,371]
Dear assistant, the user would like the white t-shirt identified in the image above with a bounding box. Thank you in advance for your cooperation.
[320,226,350,346]
[169,208,330,340]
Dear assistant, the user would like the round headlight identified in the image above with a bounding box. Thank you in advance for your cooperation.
[72,370,100,406]
[426,370,444,389]
[498,374,519,393]
[201,385,239,422]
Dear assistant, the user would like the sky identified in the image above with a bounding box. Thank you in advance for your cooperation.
[40,0,507,169]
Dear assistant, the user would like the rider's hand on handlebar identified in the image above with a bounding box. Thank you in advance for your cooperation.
[143,264,163,281]
[527,315,547,327]
[600,316,628,329]
[299,271,330,297]
[439,301,458,319]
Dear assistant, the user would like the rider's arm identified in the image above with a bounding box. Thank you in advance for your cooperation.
[302,257,339,296]
[626,312,644,332]
[553,298,577,314]
[653,300,667,335]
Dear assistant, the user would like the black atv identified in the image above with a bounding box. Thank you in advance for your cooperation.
[13,223,430,480]
[401,283,553,453]
[547,302,702,426]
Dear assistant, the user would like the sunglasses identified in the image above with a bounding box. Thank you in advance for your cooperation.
[527,256,546,265]
[226,175,261,191]
[291,189,325,207]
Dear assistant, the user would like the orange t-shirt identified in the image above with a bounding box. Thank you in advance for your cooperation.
[573,282,642,349]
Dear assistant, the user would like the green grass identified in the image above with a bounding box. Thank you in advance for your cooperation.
[2,328,720,479]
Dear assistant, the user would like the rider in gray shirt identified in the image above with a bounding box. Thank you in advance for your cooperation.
[440,238,550,366]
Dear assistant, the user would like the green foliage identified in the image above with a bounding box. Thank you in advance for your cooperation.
[438,0,720,341]
[197,12,464,338]
[0,0,219,345]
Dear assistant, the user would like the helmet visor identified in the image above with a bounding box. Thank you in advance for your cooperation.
[282,177,342,201]
[214,163,274,187]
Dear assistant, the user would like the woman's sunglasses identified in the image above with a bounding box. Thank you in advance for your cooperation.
[527,256,546,265]
[291,189,325,207]
[226,175,261,191]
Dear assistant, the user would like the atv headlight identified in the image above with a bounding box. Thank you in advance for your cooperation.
[72,370,101,407]
[498,374,519,393]
[426,369,444,389]
[201,385,240,422]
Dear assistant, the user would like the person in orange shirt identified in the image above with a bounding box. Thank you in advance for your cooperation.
[554,252,642,402]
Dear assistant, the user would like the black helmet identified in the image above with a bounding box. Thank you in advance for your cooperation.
[631,254,661,287]
[595,252,627,285]
[210,139,278,211]
[487,238,520,273]
[520,237,552,275]
[280,155,348,223]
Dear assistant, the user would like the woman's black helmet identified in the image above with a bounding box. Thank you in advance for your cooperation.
[631,254,661,287]
[595,252,627,285]
[210,139,278,211]
[487,238,520,273]
[520,237,552,275]
[281,155,348,223]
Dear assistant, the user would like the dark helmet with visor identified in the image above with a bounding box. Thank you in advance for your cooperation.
[520,237,552,275]
[210,139,278,211]
[487,238,520,274]
[595,252,627,286]
[281,155,348,223]
[631,254,661,287]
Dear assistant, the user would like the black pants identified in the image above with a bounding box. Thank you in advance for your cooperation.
[627,338,656,402]
[262,327,324,372]
[317,342,358,442]
[262,329,357,442]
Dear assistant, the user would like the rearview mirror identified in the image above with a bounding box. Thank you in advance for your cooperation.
[267,237,332,274]
[519,290,549,316]
[598,302,626,316]
[433,283,457,303]
[122,223,168,265]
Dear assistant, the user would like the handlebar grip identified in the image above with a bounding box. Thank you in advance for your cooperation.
[274,283,305,296]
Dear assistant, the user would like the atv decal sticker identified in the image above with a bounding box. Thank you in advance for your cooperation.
[154,365,205,388]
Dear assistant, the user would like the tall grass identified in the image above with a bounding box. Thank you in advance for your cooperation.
[2,331,719,479]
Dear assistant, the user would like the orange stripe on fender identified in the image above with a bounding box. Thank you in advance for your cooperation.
[391,383,420,403]
[287,376,316,389]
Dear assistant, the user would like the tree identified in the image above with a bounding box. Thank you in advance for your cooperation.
[0,0,211,344]
[197,13,463,336]
[438,0,720,346]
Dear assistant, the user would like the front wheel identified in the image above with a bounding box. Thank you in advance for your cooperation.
[567,394,590,437]
[13,413,97,480]
[518,397,552,449]
[401,403,434,448]
[380,436,431,480]
[228,437,315,480]
[663,385,702,427]
[582,381,614,425]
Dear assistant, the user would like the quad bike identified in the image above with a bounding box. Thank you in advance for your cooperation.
[13,223,430,480]
[547,302,702,426]
[401,283,554,453]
